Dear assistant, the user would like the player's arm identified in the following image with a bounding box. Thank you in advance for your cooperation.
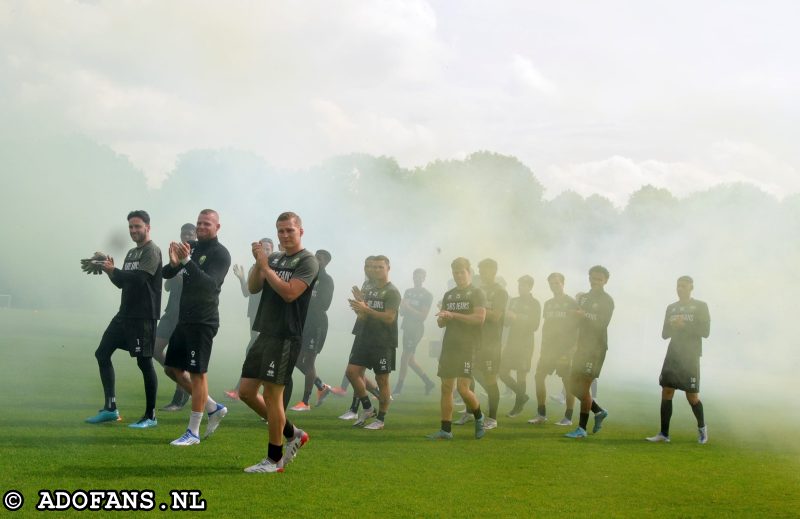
[437,306,486,326]
[530,299,542,331]
[107,247,159,287]
[661,307,672,339]
[583,297,614,330]
[181,246,231,292]
[691,303,711,338]
[264,254,319,303]
[232,264,251,297]
[485,291,508,323]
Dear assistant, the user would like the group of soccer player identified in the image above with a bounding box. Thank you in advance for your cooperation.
[84,209,711,474]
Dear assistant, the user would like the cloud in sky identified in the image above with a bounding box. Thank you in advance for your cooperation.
[1,0,798,201]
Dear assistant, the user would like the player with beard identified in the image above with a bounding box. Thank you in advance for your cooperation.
[239,212,319,473]
[156,223,195,412]
[163,209,231,446]
[289,249,337,411]
[529,273,579,426]
[499,275,541,418]
[346,255,400,430]
[565,265,614,439]
[646,276,711,444]
[225,237,274,401]
[427,257,487,440]
[392,268,436,397]
[85,210,162,429]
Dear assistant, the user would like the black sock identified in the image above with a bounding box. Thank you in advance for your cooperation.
[137,357,157,420]
[660,399,673,436]
[283,420,295,439]
[472,406,483,420]
[691,400,705,428]
[350,396,359,412]
[313,377,324,391]
[268,443,283,463]
[441,420,452,433]
[377,411,386,421]
[302,389,312,405]
[360,396,372,410]
[565,408,574,420]
[487,383,500,419]
[537,405,546,416]
[579,412,589,429]
[97,360,116,411]
[590,400,602,414]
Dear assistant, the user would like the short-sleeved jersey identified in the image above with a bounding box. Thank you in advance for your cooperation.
[305,267,334,330]
[162,237,231,327]
[441,284,487,353]
[400,287,433,331]
[356,282,401,348]
[114,240,162,320]
[253,249,319,338]
[505,294,541,349]
[480,282,508,350]
[541,294,579,353]
[662,298,710,357]
[576,289,614,351]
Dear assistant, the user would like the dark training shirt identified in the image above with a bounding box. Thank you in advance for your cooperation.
[441,284,487,354]
[253,249,319,338]
[110,240,162,320]
[541,294,579,355]
[357,282,401,349]
[576,289,614,351]
[163,237,231,327]
[662,298,710,358]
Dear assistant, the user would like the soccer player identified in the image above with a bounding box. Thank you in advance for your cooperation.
[337,256,381,420]
[163,209,231,446]
[289,249,336,411]
[565,265,614,439]
[392,268,436,397]
[155,223,195,412]
[646,276,711,444]
[468,258,508,430]
[427,257,487,440]
[225,237,274,400]
[345,255,400,430]
[239,212,319,473]
[529,273,579,425]
[499,275,541,418]
[86,210,162,428]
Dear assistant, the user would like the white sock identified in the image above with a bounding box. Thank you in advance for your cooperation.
[188,411,203,437]
[205,396,219,414]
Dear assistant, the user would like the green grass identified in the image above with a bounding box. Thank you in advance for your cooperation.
[1,308,799,518]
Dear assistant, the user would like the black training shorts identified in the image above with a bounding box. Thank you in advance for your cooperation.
[570,346,606,380]
[659,349,701,393]
[164,323,217,374]
[97,316,156,359]
[241,334,301,385]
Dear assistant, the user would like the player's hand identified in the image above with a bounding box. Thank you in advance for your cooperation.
[168,242,180,267]
[671,315,685,328]
[175,241,191,261]
[435,310,453,321]
[351,286,364,302]
[233,264,245,280]
[101,256,115,274]
[348,299,368,315]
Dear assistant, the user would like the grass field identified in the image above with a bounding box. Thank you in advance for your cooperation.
[1,308,799,518]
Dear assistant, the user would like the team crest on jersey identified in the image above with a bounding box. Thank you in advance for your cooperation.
[455,293,462,300]
[290,257,300,267]
[199,255,207,265]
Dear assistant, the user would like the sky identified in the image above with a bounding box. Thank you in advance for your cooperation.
[2,1,798,206]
